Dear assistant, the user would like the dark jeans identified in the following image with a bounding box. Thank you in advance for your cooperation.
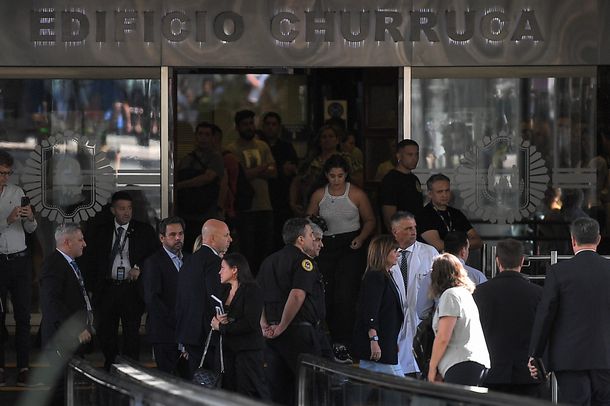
[555,369,610,406]
[444,361,488,386]
[152,343,181,375]
[95,282,144,370]
[0,254,32,369]
[317,231,365,347]
[238,211,274,276]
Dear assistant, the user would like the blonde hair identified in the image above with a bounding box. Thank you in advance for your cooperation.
[193,235,202,253]
[429,253,475,297]
[366,234,398,274]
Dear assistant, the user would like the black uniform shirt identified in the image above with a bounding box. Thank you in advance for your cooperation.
[379,169,423,216]
[416,202,473,241]
[257,244,325,325]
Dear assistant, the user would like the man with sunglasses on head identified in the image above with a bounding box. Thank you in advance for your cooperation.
[0,149,37,386]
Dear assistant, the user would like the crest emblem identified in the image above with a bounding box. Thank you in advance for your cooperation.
[454,130,549,223]
[21,131,115,223]
[301,259,314,272]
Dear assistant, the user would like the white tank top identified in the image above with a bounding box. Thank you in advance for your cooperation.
[318,182,361,235]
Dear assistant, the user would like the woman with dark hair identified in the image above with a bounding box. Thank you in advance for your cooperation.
[210,253,269,399]
[352,235,404,376]
[427,253,490,385]
[306,154,375,358]
[290,125,363,216]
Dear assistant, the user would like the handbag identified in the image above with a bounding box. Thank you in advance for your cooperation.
[412,310,435,378]
[192,329,224,388]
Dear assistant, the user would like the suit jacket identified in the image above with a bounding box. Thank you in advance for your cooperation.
[81,219,158,302]
[352,269,404,365]
[473,271,542,384]
[219,282,265,352]
[392,241,439,373]
[40,250,89,352]
[530,250,610,371]
[142,248,188,344]
[175,245,224,346]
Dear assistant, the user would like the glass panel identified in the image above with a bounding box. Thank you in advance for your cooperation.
[0,77,161,309]
[411,74,597,268]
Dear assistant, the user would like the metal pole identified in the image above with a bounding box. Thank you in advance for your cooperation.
[490,245,497,278]
[481,243,487,277]
[549,250,558,404]
[160,66,170,219]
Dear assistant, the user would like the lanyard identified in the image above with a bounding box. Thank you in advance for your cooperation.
[434,208,453,232]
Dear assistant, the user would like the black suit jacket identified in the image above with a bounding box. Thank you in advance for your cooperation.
[473,271,542,384]
[142,248,188,344]
[219,282,265,352]
[81,219,158,301]
[530,250,610,371]
[352,270,404,365]
[175,245,224,346]
[40,250,89,352]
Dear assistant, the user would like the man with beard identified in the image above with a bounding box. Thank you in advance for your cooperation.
[142,217,187,375]
[226,110,277,275]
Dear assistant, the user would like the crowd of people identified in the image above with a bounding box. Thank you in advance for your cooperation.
[1,108,610,406]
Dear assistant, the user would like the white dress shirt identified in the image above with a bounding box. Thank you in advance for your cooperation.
[0,184,37,254]
[110,221,131,280]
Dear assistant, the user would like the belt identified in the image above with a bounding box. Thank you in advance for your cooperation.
[293,320,321,328]
[0,250,28,261]
[106,279,130,286]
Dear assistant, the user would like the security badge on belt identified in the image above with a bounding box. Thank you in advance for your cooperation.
[301,259,313,272]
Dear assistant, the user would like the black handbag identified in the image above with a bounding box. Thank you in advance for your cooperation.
[192,329,224,389]
[412,311,435,378]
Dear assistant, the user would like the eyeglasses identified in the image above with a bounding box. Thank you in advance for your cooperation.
[0,171,13,176]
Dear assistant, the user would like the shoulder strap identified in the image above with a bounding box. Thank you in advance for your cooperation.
[198,329,225,373]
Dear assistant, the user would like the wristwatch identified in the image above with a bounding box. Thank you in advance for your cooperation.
[369,335,379,342]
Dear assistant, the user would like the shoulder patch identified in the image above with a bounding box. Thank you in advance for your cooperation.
[301,259,313,272]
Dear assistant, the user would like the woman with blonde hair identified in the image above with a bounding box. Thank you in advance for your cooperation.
[428,253,490,385]
[352,235,404,376]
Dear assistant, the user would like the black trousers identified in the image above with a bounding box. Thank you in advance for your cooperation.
[0,254,32,369]
[152,343,181,375]
[95,282,144,369]
[238,211,274,276]
[444,361,488,386]
[317,231,365,347]
[555,369,610,406]
[485,382,544,399]
[265,324,324,406]
[223,347,269,400]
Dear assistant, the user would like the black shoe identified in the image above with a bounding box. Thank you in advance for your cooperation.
[16,368,43,387]
[332,344,353,364]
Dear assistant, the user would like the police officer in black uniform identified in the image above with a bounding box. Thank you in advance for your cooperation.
[257,217,326,406]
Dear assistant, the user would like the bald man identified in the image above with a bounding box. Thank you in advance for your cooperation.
[175,219,232,378]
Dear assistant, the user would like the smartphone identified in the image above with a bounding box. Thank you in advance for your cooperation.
[531,357,548,381]
[21,196,30,207]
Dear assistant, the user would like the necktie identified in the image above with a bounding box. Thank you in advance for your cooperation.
[173,254,183,271]
[109,227,124,263]
[71,260,94,329]
[400,249,410,295]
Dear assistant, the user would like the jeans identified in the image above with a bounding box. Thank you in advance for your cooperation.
[359,360,404,377]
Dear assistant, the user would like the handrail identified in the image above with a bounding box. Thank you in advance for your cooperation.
[111,356,267,406]
[297,354,552,406]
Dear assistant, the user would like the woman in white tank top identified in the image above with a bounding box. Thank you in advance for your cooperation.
[306,154,376,354]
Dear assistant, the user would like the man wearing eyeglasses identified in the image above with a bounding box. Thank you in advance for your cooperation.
[0,149,37,386]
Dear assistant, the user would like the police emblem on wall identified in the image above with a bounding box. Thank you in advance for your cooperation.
[454,130,549,224]
[21,131,115,223]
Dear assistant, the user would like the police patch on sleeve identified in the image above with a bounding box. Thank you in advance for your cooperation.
[301,259,313,272]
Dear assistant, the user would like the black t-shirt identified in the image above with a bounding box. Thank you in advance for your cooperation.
[257,244,325,325]
[416,203,473,241]
[379,169,423,216]
[267,139,298,209]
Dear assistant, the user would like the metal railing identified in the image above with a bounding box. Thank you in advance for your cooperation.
[297,354,552,406]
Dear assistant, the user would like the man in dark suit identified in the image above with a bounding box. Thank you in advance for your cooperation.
[175,218,232,378]
[142,216,186,375]
[530,217,610,405]
[82,191,158,370]
[40,223,92,405]
[473,239,542,397]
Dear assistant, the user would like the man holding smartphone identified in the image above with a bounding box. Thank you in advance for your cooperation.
[0,150,37,386]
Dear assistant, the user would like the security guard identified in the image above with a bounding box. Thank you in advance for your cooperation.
[257,217,325,406]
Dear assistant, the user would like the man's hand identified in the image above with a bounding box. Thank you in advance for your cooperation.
[269,323,286,338]
[127,266,141,281]
[20,205,34,221]
[528,357,539,379]
[78,329,92,344]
